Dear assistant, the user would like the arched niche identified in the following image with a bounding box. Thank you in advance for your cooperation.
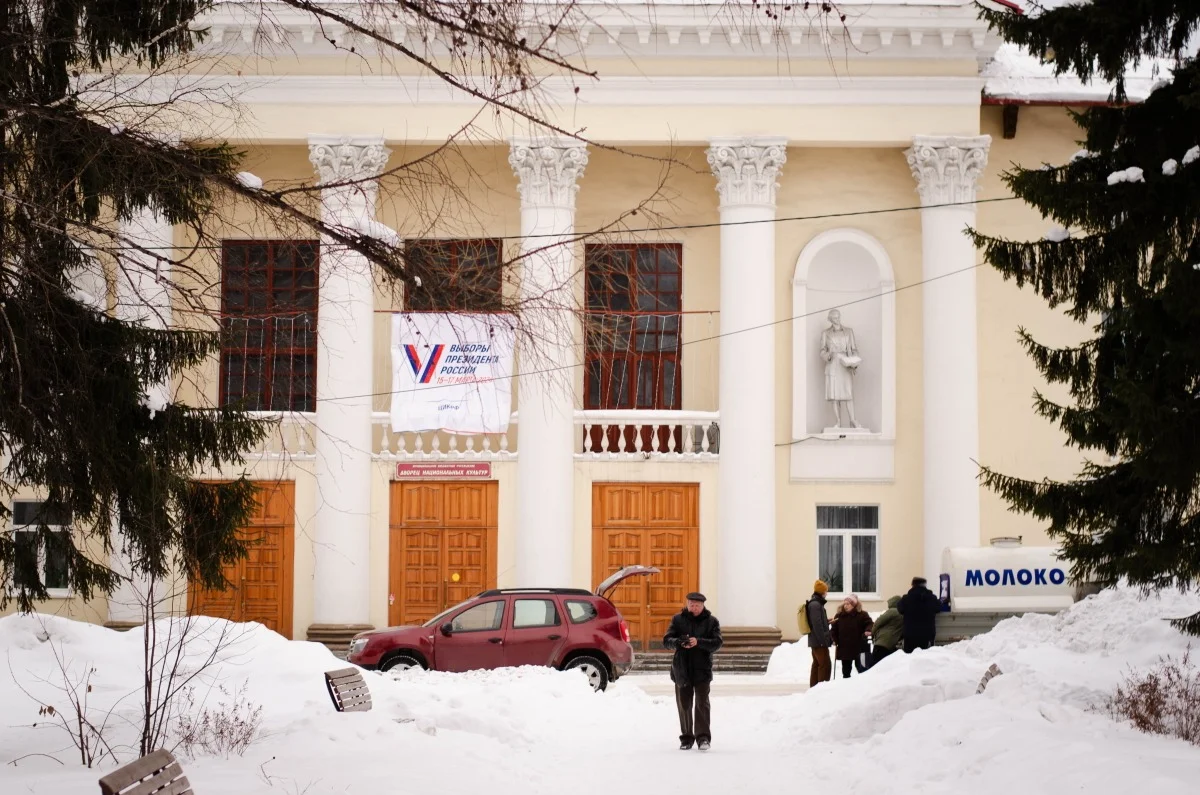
[790,228,896,481]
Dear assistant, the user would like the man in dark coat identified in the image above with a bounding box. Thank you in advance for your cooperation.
[663,592,723,751]
[898,576,941,653]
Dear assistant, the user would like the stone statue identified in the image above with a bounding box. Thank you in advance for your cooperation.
[820,309,863,429]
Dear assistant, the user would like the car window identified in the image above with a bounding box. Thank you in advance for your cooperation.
[450,600,505,633]
[512,599,561,629]
[423,598,476,628]
[564,599,597,624]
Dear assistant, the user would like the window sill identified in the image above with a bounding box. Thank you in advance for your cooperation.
[827,592,882,604]
[5,588,73,601]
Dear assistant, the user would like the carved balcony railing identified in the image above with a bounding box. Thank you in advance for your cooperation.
[244,411,317,461]
[239,410,720,463]
[575,410,720,461]
[372,412,517,461]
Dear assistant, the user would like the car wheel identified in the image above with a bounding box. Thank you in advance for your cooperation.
[381,653,426,679]
[564,656,610,692]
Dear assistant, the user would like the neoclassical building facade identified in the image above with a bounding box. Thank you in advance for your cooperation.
[5,1,1100,651]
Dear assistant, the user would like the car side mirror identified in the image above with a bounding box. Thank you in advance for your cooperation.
[440,622,453,636]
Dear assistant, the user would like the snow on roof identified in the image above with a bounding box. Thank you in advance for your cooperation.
[983,42,1174,103]
[977,0,1186,104]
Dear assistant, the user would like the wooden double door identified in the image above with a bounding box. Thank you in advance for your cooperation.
[388,481,498,627]
[592,483,699,652]
[189,481,295,638]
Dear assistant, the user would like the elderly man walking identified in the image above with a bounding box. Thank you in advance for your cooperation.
[663,592,723,751]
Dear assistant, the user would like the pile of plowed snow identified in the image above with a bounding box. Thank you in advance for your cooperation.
[0,586,1196,794]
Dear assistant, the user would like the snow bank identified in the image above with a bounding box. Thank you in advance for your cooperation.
[2,586,1197,794]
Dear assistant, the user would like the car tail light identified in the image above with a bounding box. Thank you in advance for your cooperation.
[619,619,631,643]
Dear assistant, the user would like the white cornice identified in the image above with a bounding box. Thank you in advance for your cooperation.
[126,74,986,107]
[195,2,1001,63]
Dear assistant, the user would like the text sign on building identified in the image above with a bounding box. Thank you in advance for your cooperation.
[390,313,515,434]
[394,462,492,480]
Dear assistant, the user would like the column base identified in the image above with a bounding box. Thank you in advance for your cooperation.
[307,623,374,656]
[720,626,783,654]
[103,620,144,632]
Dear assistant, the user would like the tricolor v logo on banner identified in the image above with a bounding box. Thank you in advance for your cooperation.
[391,312,514,434]
[404,344,445,384]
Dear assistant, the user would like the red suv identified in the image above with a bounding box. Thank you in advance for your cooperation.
[346,566,658,691]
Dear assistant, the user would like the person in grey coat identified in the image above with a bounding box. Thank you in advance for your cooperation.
[806,580,833,687]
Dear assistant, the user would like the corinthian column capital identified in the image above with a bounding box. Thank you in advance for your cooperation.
[308,135,391,185]
[905,135,992,206]
[706,137,788,209]
[508,138,589,210]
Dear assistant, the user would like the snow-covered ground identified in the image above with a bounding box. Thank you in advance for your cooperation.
[1,586,1197,794]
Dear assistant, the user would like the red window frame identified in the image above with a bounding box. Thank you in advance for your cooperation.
[404,239,503,311]
[219,240,319,412]
[584,243,683,411]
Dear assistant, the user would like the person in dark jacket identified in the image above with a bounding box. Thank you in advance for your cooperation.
[805,580,833,687]
[869,595,904,665]
[898,576,941,653]
[663,592,723,751]
[830,594,874,678]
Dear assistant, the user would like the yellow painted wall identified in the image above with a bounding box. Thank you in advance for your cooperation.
[6,105,1094,640]
[773,147,927,635]
[975,105,1093,548]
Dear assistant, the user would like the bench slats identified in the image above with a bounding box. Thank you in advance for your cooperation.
[976,662,1003,694]
[325,667,373,713]
[98,750,193,795]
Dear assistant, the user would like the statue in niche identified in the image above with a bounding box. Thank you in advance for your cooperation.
[820,309,863,430]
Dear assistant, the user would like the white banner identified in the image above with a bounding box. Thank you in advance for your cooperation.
[390,313,515,434]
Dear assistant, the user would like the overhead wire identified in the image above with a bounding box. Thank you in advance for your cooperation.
[321,258,988,404]
[97,196,1019,251]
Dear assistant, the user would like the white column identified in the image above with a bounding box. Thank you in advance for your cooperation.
[905,135,992,580]
[708,138,787,632]
[307,136,390,639]
[508,139,588,587]
[107,208,174,626]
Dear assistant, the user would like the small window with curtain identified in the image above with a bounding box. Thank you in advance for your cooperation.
[816,505,879,596]
[404,239,503,311]
[583,243,682,410]
[220,240,318,412]
[10,501,73,597]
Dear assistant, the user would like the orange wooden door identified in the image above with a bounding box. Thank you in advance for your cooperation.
[189,481,295,638]
[592,483,698,652]
[389,481,497,627]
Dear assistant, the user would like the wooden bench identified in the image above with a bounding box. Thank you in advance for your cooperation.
[98,749,192,795]
[976,662,1003,694]
[325,667,373,712]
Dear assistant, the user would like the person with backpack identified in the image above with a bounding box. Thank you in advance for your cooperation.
[898,576,941,653]
[798,580,833,687]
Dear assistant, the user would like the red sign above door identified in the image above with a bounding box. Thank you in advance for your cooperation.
[394,462,493,480]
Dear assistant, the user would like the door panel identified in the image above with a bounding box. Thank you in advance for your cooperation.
[389,482,498,627]
[398,484,442,525]
[444,484,489,526]
[398,529,443,626]
[597,485,644,526]
[189,481,295,638]
[504,598,568,668]
[599,529,648,650]
[646,485,690,526]
[592,484,698,652]
[434,599,508,673]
